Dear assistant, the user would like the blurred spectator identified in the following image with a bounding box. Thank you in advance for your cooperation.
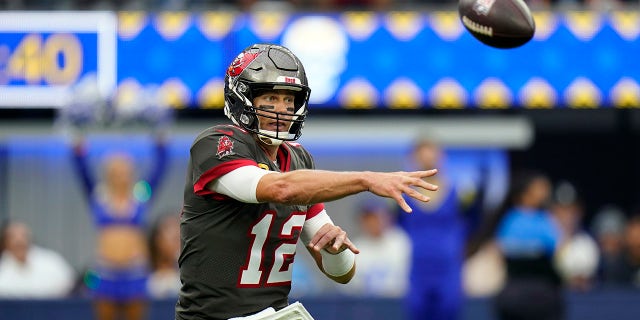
[463,238,505,298]
[621,214,640,287]
[397,137,487,320]
[308,0,392,11]
[236,0,297,11]
[0,0,58,10]
[71,0,146,10]
[147,211,181,299]
[551,181,600,292]
[584,0,636,11]
[0,221,75,298]
[71,134,168,320]
[591,211,640,288]
[591,205,629,287]
[343,198,411,297]
[480,170,565,320]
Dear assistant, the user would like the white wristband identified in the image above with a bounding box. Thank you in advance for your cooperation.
[301,210,333,246]
[320,248,355,277]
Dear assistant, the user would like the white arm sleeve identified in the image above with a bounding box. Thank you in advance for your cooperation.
[300,209,333,246]
[208,165,275,203]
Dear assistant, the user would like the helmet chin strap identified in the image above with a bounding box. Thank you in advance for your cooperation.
[257,129,284,146]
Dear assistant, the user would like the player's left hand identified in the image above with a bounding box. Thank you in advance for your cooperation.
[308,223,360,255]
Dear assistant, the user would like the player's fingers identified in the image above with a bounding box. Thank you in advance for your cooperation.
[419,169,438,178]
[343,237,360,254]
[311,233,334,251]
[417,180,438,191]
[402,172,438,191]
[330,232,347,251]
[310,227,342,251]
[311,238,330,251]
[404,169,437,178]
[308,224,334,249]
[393,192,413,213]
[308,233,322,248]
[405,187,430,203]
[328,234,360,255]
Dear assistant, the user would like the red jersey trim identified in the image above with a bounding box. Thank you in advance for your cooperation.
[306,203,325,220]
[277,144,291,172]
[194,159,259,196]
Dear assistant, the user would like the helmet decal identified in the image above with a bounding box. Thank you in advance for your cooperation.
[276,76,301,85]
[227,51,261,78]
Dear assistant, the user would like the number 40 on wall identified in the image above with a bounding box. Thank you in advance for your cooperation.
[1,33,84,86]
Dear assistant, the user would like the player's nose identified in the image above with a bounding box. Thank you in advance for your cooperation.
[273,102,292,115]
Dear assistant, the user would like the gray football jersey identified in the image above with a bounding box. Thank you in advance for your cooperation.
[176,124,324,320]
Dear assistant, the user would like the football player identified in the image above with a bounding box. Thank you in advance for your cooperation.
[176,43,438,320]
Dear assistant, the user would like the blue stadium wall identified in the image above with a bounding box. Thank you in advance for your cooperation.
[0,10,638,109]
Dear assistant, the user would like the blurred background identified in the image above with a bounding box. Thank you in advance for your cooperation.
[0,0,639,319]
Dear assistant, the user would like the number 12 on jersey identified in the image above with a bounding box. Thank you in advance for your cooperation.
[239,211,306,287]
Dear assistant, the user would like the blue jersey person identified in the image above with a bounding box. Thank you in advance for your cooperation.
[488,171,564,320]
[398,138,486,320]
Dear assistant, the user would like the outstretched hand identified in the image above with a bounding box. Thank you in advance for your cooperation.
[308,223,359,255]
[367,169,439,213]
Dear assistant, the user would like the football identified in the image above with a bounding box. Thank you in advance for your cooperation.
[458,0,536,49]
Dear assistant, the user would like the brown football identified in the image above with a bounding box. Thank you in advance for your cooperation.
[458,0,536,49]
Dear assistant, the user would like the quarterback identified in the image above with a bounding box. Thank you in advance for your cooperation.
[176,44,438,320]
